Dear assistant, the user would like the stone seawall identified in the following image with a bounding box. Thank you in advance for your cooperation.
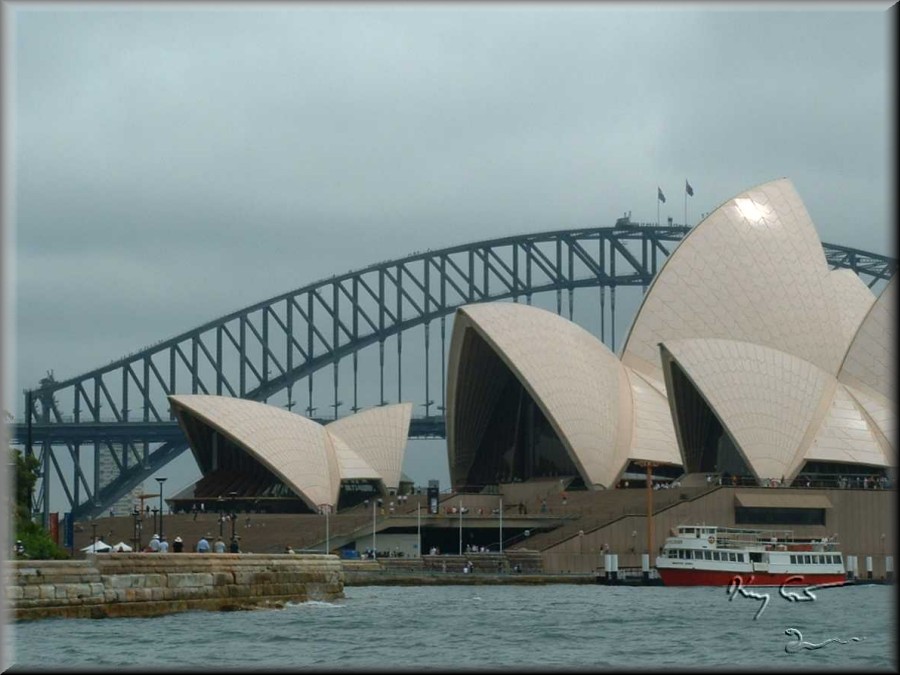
[9,553,344,621]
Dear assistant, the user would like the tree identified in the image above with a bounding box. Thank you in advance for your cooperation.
[10,448,69,560]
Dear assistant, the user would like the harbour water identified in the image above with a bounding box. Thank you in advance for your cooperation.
[7,583,896,670]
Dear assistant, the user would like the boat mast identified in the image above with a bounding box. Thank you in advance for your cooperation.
[641,461,655,557]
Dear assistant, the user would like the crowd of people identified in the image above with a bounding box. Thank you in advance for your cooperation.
[141,533,242,553]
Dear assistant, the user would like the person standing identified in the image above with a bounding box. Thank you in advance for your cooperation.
[196,534,211,553]
[214,537,226,553]
[229,536,240,553]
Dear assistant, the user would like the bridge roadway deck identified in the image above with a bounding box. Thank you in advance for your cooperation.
[11,416,446,444]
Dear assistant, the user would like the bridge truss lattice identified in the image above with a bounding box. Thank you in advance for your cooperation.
[12,225,896,521]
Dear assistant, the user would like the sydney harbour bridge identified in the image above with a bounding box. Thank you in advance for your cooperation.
[10,223,896,524]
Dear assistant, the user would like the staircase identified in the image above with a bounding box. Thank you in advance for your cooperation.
[510,486,712,552]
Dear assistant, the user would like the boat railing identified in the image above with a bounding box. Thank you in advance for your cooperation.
[712,526,839,550]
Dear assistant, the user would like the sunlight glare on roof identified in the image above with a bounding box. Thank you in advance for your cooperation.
[733,198,766,225]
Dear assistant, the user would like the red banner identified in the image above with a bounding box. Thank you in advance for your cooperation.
[49,512,59,545]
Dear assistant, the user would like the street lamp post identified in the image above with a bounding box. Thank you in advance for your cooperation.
[229,492,237,541]
[151,508,159,536]
[639,461,655,557]
[372,499,377,559]
[155,477,167,540]
[218,496,225,538]
[458,499,463,555]
[91,523,98,552]
[416,500,421,558]
[499,497,503,554]
[132,507,142,551]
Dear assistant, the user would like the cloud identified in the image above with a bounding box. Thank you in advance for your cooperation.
[8,5,893,512]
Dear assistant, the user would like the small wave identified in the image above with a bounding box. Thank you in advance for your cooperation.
[285,600,344,609]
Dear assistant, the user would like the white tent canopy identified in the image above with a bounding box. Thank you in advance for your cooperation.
[81,541,112,553]
[111,541,133,552]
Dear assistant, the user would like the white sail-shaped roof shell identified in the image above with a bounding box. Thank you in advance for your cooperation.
[445,178,892,488]
[804,383,889,468]
[169,394,341,509]
[447,302,634,489]
[839,276,896,404]
[837,276,897,461]
[828,269,876,349]
[625,369,681,467]
[660,336,891,481]
[325,403,412,490]
[623,178,848,383]
[329,433,383,483]
[660,338,834,481]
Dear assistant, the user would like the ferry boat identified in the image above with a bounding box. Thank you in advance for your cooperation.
[655,524,846,587]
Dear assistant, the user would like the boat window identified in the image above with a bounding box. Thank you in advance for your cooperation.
[729,553,736,562]
[803,555,811,564]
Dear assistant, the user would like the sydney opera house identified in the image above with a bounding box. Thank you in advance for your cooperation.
[164,178,893,520]
[446,178,895,492]
[167,395,412,513]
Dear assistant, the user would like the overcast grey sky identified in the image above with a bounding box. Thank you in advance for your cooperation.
[5,2,894,503]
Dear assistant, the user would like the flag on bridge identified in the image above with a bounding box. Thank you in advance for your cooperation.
[685,180,694,197]
[658,187,666,203]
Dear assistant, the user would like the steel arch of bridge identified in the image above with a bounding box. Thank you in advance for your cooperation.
[14,225,896,521]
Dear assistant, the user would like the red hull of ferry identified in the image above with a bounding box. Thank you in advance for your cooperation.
[658,568,847,587]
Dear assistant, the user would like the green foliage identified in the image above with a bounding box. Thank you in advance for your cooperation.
[13,448,40,520]
[16,518,70,560]
[9,448,70,560]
